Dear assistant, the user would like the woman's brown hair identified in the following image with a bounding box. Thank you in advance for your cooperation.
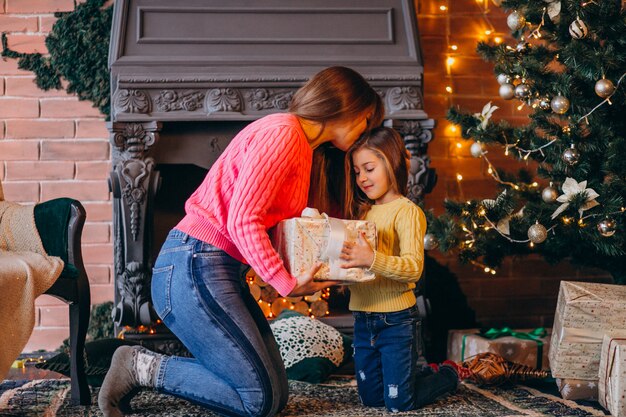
[344,127,410,219]
[289,66,384,215]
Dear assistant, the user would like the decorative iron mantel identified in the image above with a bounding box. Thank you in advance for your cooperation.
[108,0,436,347]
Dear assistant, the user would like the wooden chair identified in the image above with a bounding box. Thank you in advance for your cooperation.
[34,198,91,405]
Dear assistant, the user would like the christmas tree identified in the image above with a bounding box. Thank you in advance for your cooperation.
[426,0,626,282]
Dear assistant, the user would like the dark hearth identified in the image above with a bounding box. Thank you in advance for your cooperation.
[108,0,436,344]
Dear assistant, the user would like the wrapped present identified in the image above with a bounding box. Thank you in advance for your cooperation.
[599,334,626,416]
[447,327,551,370]
[555,378,598,400]
[549,281,626,380]
[272,209,377,282]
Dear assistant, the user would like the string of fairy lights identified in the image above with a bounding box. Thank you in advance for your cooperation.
[432,0,626,275]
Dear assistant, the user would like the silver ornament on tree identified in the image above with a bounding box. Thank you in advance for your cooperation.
[528,222,548,244]
[507,11,526,31]
[550,95,570,114]
[597,217,617,237]
[569,17,589,39]
[514,83,532,99]
[516,41,530,53]
[594,78,615,99]
[423,233,439,250]
[538,96,551,110]
[561,144,580,166]
[470,141,485,158]
[499,83,516,100]
[541,185,558,203]
[497,73,511,85]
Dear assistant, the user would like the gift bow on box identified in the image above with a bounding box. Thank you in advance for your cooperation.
[462,327,547,369]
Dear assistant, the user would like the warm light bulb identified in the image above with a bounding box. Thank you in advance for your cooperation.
[456,142,462,149]
[494,36,503,44]
[456,173,463,181]
[484,267,490,273]
[449,125,458,133]
[491,269,496,275]
[439,5,447,11]
[446,57,455,66]
[450,44,458,51]
[445,85,453,93]
[484,30,492,35]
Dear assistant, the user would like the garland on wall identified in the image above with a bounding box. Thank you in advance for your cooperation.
[1,0,112,117]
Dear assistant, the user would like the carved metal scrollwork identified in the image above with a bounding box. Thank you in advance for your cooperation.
[155,90,206,112]
[113,89,151,115]
[206,88,242,113]
[386,87,422,113]
[246,88,294,110]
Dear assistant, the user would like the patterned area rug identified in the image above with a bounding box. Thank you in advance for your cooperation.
[0,377,608,417]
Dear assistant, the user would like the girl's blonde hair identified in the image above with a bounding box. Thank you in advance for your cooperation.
[289,66,384,215]
[344,127,410,219]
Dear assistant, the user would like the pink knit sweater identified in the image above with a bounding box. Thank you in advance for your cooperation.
[176,113,312,296]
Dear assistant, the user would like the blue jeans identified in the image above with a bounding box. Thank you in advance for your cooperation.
[151,230,288,417]
[353,307,457,412]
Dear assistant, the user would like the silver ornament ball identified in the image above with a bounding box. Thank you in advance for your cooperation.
[551,95,570,114]
[597,217,617,237]
[470,142,485,158]
[561,145,580,166]
[541,186,558,203]
[594,78,615,99]
[499,83,516,100]
[528,223,548,244]
[569,18,589,39]
[514,83,532,99]
[539,96,551,110]
[507,11,526,31]
[424,233,439,251]
[497,73,511,85]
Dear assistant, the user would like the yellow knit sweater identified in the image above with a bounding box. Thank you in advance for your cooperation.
[348,196,426,313]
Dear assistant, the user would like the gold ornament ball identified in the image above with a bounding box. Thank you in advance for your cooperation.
[550,95,570,114]
[499,83,516,100]
[597,217,617,237]
[424,233,439,251]
[507,11,526,31]
[514,83,532,99]
[541,186,558,203]
[561,145,580,166]
[528,223,548,244]
[470,142,485,158]
[594,78,615,99]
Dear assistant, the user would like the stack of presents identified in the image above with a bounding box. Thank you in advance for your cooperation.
[448,281,626,416]
[270,209,626,415]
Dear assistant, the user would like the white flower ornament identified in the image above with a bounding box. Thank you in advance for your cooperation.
[474,102,499,130]
[550,177,599,220]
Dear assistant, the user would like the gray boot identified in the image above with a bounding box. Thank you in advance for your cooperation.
[98,345,163,417]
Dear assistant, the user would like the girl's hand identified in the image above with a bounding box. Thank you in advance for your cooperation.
[340,231,375,269]
[289,262,342,297]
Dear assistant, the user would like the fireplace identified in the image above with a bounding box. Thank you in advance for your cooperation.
[108,0,435,348]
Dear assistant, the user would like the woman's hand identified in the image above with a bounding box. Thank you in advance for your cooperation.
[289,262,342,297]
[340,231,374,269]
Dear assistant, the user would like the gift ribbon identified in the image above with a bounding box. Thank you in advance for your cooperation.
[461,327,547,369]
[602,337,626,411]
[323,215,348,280]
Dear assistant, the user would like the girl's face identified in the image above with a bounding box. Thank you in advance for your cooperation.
[352,148,400,205]
[327,114,370,151]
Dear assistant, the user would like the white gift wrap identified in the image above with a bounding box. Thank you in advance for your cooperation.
[272,212,377,282]
[549,281,626,380]
[599,334,626,416]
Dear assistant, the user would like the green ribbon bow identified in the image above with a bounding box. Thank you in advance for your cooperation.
[461,327,547,369]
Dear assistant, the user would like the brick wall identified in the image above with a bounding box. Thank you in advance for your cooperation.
[1,0,113,351]
[1,0,611,352]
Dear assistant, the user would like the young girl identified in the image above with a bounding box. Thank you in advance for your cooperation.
[341,127,461,412]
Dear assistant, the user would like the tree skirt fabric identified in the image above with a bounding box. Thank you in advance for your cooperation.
[0,377,608,417]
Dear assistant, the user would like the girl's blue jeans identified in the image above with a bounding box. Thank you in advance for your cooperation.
[353,306,457,412]
[150,230,288,417]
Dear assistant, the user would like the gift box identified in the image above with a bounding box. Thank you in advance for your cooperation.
[555,378,598,400]
[272,209,377,282]
[447,327,551,370]
[549,281,626,380]
[599,334,626,416]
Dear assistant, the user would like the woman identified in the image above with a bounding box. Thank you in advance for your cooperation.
[99,66,384,417]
